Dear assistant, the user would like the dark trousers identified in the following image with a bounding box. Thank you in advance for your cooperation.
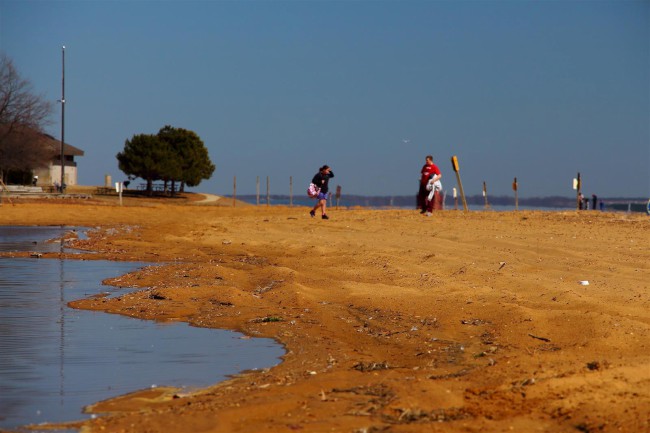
[417,184,428,211]
[426,191,443,212]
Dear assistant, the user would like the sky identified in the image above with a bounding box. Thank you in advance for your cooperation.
[0,0,648,198]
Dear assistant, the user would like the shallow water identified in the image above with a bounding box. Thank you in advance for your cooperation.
[0,226,284,431]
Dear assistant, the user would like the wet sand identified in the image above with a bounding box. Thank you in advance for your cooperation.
[0,196,648,433]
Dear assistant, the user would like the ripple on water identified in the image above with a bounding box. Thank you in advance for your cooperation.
[0,226,284,430]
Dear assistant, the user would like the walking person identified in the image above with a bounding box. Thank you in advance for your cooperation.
[310,165,334,219]
[417,155,441,214]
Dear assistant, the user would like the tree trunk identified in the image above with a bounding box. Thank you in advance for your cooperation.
[146,178,153,196]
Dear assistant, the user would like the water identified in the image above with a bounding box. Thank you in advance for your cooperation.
[0,226,284,431]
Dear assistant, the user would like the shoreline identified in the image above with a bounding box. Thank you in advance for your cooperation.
[0,201,648,433]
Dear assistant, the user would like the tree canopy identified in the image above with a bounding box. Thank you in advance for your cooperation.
[0,54,54,183]
[116,126,214,195]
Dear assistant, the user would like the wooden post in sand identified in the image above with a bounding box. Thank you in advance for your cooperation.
[336,185,341,209]
[575,172,581,210]
[451,156,468,211]
[483,181,489,209]
[233,176,237,207]
[289,176,293,207]
[512,177,519,211]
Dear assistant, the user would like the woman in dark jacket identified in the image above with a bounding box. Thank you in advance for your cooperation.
[310,165,334,219]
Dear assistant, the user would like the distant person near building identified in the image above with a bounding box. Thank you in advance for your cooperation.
[309,165,334,220]
[418,155,441,214]
[592,194,598,210]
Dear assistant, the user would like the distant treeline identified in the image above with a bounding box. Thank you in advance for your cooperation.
[233,194,647,209]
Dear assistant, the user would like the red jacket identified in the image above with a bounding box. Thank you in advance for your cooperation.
[420,163,440,185]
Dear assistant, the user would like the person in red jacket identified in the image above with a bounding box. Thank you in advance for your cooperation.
[417,155,441,213]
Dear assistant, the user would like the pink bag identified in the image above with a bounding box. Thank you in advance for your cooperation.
[307,183,321,198]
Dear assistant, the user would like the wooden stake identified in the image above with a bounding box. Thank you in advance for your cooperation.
[336,185,341,209]
[483,181,489,209]
[451,156,468,211]
[576,172,581,210]
[233,176,237,207]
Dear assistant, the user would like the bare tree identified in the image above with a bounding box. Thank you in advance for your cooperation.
[0,54,54,182]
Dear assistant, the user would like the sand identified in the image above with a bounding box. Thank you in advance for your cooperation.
[0,195,648,433]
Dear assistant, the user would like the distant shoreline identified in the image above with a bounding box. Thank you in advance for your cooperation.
[227,193,649,212]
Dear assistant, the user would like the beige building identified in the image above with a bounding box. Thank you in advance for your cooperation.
[33,133,84,186]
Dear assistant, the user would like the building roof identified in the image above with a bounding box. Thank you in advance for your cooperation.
[41,133,84,156]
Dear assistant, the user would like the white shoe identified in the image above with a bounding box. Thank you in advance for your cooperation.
[425,212,432,217]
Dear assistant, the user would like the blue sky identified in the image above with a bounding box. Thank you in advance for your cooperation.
[1,0,648,198]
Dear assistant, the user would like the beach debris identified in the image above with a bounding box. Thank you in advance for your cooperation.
[353,427,391,433]
[474,346,498,358]
[452,266,467,276]
[30,252,42,258]
[254,280,283,295]
[498,261,506,271]
[209,299,233,307]
[389,407,470,423]
[461,318,489,326]
[251,316,283,323]
[353,361,390,372]
[148,292,166,300]
[528,333,551,342]
[222,240,231,245]
[512,377,536,387]
[579,280,590,286]
[586,361,602,371]
[334,385,396,417]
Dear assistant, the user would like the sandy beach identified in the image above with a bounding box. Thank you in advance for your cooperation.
[0,195,648,433]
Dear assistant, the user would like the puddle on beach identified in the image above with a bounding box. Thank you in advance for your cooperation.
[0,226,284,431]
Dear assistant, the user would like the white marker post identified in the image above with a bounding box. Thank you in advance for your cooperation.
[453,187,458,210]
[115,182,123,206]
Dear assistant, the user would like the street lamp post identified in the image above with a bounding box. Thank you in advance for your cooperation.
[60,45,65,193]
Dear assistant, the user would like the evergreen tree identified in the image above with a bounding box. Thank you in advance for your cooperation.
[157,125,214,192]
[116,134,175,195]
[117,126,214,196]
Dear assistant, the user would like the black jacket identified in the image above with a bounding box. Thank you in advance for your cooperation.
[311,171,334,194]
